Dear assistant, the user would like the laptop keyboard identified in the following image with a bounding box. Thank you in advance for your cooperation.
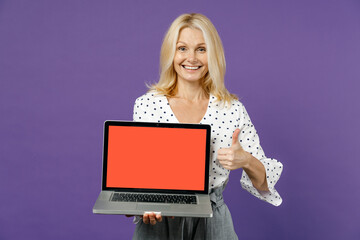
[111,193,197,204]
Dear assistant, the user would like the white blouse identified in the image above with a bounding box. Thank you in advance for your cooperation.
[133,91,283,206]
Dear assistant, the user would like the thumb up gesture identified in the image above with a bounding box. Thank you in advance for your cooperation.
[217,128,250,170]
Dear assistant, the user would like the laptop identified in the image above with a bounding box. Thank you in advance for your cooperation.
[92,120,213,217]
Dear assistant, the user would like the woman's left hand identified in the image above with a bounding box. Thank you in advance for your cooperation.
[217,128,250,170]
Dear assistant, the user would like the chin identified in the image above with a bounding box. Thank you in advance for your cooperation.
[181,76,204,82]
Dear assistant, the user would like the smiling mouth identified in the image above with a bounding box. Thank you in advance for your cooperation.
[182,65,201,70]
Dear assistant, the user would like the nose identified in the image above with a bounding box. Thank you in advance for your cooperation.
[187,50,198,63]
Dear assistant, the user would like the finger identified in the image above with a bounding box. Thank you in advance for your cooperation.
[218,159,230,166]
[149,213,157,225]
[217,154,230,160]
[156,214,162,222]
[218,160,232,170]
[232,128,241,146]
[217,151,235,160]
[143,214,149,224]
[220,163,233,170]
[218,159,231,167]
[217,148,227,155]
[218,158,227,166]
[217,148,233,156]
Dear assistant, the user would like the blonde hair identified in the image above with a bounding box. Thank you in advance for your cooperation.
[149,13,237,104]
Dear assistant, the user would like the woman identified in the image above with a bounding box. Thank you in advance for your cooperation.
[131,13,283,239]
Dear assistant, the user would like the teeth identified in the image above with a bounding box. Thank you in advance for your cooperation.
[183,66,200,70]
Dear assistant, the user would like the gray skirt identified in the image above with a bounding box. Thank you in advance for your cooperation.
[132,184,238,240]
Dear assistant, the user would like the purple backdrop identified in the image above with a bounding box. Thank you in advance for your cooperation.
[1,0,359,239]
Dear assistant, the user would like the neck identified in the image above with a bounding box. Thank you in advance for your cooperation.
[174,78,208,101]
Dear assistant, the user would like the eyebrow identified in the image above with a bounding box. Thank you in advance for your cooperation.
[176,41,206,46]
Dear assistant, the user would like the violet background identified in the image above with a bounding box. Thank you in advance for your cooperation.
[1,0,359,239]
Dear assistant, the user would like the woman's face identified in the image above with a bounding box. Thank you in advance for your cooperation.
[173,27,208,84]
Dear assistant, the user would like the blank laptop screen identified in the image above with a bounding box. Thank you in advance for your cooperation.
[106,125,207,191]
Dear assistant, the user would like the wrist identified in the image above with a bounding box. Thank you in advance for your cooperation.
[241,151,253,170]
[242,153,269,191]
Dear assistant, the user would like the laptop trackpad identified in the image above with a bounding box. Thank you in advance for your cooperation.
[136,204,171,211]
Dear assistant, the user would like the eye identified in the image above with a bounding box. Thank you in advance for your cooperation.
[178,46,186,52]
[197,47,206,52]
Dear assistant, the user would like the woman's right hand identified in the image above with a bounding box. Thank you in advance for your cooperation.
[126,213,174,225]
[142,212,163,225]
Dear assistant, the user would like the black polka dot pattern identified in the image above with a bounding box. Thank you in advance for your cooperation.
[133,91,283,206]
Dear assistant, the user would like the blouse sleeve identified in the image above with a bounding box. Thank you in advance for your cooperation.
[133,97,147,122]
[238,103,283,206]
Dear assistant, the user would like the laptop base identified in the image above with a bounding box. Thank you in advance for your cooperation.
[93,191,213,218]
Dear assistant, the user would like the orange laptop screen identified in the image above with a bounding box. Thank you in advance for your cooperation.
[105,124,208,191]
